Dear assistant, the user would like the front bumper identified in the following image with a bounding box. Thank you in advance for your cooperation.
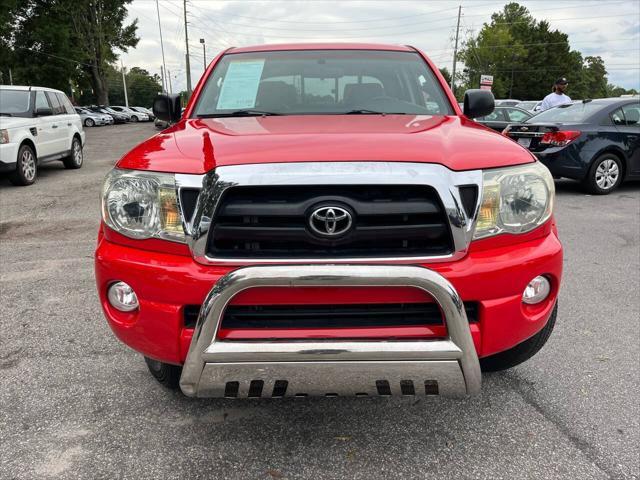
[180,265,481,397]
[0,142,19,166]
[95,223,562,383]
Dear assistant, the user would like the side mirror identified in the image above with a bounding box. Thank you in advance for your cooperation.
[153,94,182,124]
[463,89,495,119]
[35,107,53,116]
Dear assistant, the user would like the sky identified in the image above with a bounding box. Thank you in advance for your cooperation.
[121,0,640,95]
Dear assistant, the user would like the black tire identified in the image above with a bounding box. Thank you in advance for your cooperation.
[9,144,37,186]
[480,303,558,372]
[144,357,182,389]
[130,115,138,122]
[84,118,94,127]
[63,136,83,169]
[582,153,623,195]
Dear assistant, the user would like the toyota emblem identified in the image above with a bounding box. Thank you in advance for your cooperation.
[308,206,353,237]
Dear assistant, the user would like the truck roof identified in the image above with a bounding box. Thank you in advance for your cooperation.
[228,43,415,54]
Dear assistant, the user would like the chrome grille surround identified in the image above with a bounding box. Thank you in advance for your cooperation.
[177,162,483,265]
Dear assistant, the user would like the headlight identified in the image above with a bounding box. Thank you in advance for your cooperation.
[0,129,9,144]
[473,162,554,240]
[101,169,185,242]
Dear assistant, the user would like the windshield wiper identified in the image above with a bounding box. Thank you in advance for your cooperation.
[343,109,405,115]
[198,109,281,118]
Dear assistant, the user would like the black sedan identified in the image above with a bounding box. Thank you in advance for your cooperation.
[475,106,533,132]
[504,98,640,194]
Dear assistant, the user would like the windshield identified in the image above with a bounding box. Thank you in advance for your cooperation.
[0,90,32,117]
[193,50,453,117]
[528,102,604,123]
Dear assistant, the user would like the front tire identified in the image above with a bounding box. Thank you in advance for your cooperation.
[63,137,83,169]
[84,118,95,127]
[583,153,623,194]
[144,357,182,389]
[480,303,557,372]
[130,115,138,122]
[9,144,37,186]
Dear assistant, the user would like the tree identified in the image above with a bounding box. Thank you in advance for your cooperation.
[439,67,452,86]
[3,0,138,104]
[65,0,139,105]
[458,2,610,100]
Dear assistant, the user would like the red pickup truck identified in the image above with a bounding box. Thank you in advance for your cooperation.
[95,43,562,398]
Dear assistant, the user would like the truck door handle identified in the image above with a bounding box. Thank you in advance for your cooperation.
[67,123,72,126]
[51,125,58,129]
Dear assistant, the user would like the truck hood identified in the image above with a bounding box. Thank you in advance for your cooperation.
[118,114,535,174]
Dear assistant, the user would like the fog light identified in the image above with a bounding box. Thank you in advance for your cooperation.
[522,276,551,305]
[108,281,139,312]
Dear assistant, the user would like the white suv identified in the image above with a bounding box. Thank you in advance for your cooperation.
[0,86,85,186]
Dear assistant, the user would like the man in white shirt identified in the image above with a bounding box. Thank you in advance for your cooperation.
[539,77,572,111]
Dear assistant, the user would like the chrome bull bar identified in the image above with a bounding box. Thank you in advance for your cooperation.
[180,265,482,397]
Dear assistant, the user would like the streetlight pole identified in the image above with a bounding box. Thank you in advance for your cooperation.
[155,0,168,93]
[200,38,206,70]
[184,0,192,94]
[451,5,462,94]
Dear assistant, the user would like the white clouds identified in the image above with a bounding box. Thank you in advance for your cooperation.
[122,0,640,93]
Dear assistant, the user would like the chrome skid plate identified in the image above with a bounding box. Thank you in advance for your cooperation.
[179,265,481,398]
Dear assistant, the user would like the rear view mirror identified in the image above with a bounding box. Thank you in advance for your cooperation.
[35,107,53,116]
[463,89,495,119]
[153,94,182,124]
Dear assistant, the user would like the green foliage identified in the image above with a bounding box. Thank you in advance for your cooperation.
[104,66,162,107]
[1,0,138,105]
[457,2,630,100]
[439,67,452,86]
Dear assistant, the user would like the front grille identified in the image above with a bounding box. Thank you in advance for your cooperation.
[182,302,479,329]
[206,185,453,258]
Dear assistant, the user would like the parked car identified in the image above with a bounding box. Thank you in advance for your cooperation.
[494,99,522,107]
[75,107,110,127]
[516,100,542,112]
[87,106,128,124]
[110,106,150,122]
[97,43,561,398]
[475,106,534,131]
[130,106,155,121]
[0,85,85,186]
[504,98,640,194]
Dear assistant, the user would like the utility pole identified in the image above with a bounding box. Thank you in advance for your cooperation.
[160,65,165,93]
[184,0,192,94]
[451,5,462,94]
[156,0,168,93]
[200,38,206,70]
[167,69,173,94]
[9,68,13,85]
[121,60,129,108]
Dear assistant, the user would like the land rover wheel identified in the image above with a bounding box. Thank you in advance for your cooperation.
[63,137,83,169]
[9,144,37,186]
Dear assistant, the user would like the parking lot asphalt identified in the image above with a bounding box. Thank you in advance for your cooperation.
[0,123,638,480]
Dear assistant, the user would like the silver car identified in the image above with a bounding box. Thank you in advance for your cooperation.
[75,107,111,127]
[110,106,150,122]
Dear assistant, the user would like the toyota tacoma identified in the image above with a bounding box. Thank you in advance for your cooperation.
[96,43,562,398]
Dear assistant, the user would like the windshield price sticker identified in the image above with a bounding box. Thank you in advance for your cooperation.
[216,60,265,110]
